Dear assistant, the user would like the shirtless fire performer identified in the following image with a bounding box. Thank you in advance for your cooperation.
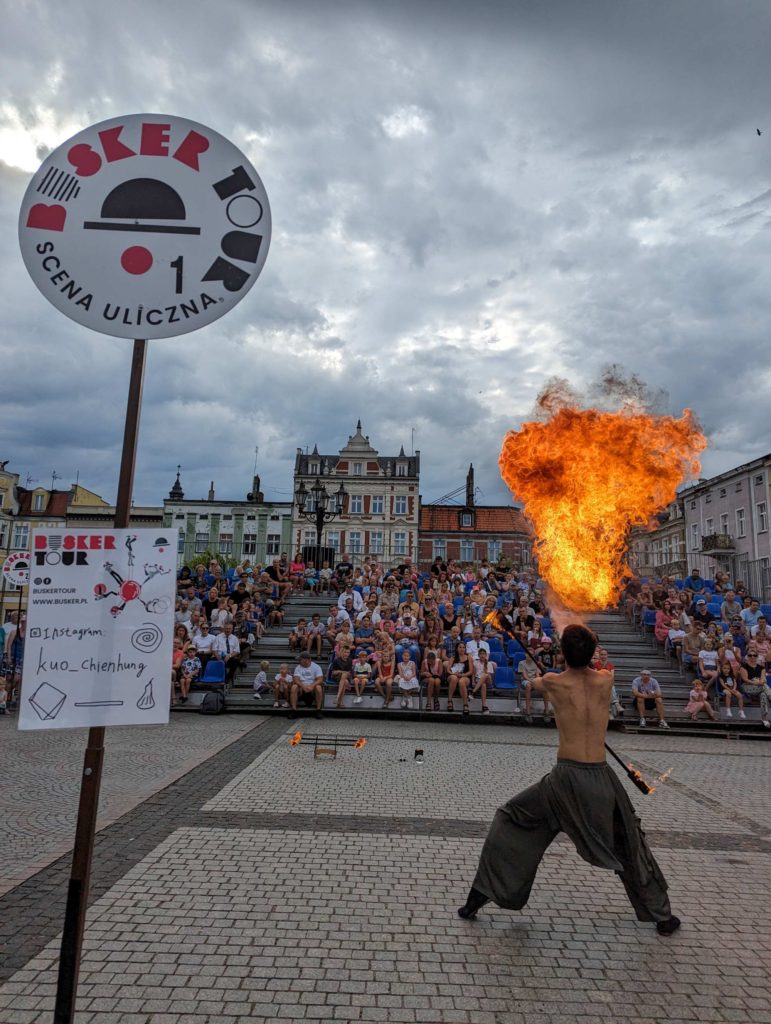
[458,624,681,935]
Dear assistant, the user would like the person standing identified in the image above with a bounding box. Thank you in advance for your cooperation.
[458,625,680,936]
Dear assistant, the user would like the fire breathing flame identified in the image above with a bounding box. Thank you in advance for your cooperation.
[289,730,303,746]
[354,737,367,749]
[653,767,673,785]
[499,399,706,612]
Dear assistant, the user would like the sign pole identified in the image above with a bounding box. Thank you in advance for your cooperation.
[53,338,147,1024]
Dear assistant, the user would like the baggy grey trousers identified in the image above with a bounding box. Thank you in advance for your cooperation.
[472,759,672,922]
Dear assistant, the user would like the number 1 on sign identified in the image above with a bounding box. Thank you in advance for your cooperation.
[170,255,183,295]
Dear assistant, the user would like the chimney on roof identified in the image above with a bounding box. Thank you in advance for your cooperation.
[466,464,475,508]
[208,481,215,501]
[247,474,263,503]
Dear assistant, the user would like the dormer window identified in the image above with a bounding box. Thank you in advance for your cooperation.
[353,463,362,476]
[397,463,406,476]
[33,493,46,511]
[310,462,318,475]
[461,512,474,527]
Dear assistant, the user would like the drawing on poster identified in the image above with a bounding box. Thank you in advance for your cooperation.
[93,560,171,618]
[136,679,156,711]
[29,682,67,720]
[131,622,163,654]
[125,534,137,567]
[74,700,125,708]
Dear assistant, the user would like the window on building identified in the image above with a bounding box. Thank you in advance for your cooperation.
[303,529,315,549]
[432,539,447,561]
[218,533,233,555]
[175,513,185,520]
[460,539,474,562]
[303,494,316,513]
[349,530,362,554]
[353,463,362,476]
[719,488,726,498]
[310,462,318,475]
[735,482,742,492]
[488,540,502,561]
[12,524,29,549]
[326,530,340,552]
[755,474,764,485]
[369,530,383,554]
[690,523,700,550]
[0,522,7,549]
[690,500,696,510]
[705,517,713,535]
[705,493,712,504]
[371,495,384,515]
[736,508,746,538]
[720,513,729,535]
[194,532,209,553]
[243,534,257,555]
[0,489,6,509]
[461,513,473,527]
[177,533,185,554]
[393,531,407,555]
[32,493,45,511]
[397,463,406,476]
[394,495,407,516]
[757,501,768,533]
[350,495,363,514]
[266,533,281,556]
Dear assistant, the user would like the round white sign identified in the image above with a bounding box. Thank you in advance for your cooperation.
[18,114,271,339]
[2,551,31,587]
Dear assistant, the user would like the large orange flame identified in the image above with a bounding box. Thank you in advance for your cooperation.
[499,403,706,612]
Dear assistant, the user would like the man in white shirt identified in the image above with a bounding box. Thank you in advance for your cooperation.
[290,652,324,718]
[191,622,217,669]
[466,627,491,663]
[213,622,241,682]
[338,584,364,612]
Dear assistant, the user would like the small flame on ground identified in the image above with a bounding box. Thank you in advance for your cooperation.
[354,737,367,749]
[499,388,706,612]
[289,731,303,746]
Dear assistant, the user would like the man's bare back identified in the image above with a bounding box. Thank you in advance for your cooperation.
[542,666,613,763]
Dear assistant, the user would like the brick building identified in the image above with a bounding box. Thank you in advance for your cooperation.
[419,465,531,568]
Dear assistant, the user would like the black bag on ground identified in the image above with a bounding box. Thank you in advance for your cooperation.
[200,690,225,714]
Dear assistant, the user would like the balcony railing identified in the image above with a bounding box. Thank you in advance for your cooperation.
[701,533,735,553]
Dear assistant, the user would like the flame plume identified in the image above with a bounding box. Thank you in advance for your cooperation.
[499,398,706,612]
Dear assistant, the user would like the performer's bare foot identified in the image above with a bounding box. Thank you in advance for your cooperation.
[656,915,681,936]
[457,886,489,919]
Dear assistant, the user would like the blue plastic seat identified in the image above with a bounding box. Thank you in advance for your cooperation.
[489,651,508,668]
[199,660,226,686]
[453,596,465,609]
[493,666,516,690]
[507,639,525,659]
[487,637,503,653]
[760,604,771,620]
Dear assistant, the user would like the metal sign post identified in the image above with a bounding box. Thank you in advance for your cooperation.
[53,338,146,1024]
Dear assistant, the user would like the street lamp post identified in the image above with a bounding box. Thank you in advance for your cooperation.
[295,477,348,566]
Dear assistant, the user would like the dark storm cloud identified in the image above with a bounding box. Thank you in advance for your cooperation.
[2,0,771,506]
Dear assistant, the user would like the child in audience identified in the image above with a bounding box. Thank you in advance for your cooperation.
[179,644,202,704]
[253,659,270,701]
[352,650,373,704]
[273,663,292,708]
[684,679,716,721]
[288,618,307,651]
[396,649,420,709]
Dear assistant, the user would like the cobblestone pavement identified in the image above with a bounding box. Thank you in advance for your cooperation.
[1,719,769,1023]
[0,713,265,895]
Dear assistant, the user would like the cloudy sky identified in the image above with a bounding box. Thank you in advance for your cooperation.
[2,0,771,508]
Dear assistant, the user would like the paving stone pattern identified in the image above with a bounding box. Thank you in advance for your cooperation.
[0,713,265,896]
[1,718,769,1023]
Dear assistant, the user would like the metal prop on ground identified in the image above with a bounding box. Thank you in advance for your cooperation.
[18,113,271,1024]
[484,609,658,796]
[289,731,367,759]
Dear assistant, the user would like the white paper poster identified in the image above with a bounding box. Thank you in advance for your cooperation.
[19,528,177,730]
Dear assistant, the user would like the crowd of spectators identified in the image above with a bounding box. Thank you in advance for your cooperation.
[622,568,770,728]
[163,553,771,728]
[171,551,568,718]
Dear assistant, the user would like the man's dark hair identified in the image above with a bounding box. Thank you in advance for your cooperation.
[560,624,597,668]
